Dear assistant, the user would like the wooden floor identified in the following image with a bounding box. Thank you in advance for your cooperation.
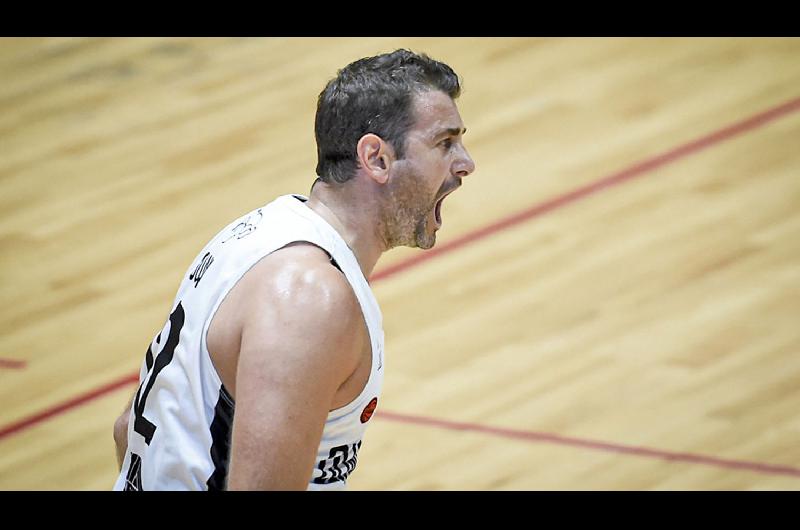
[1,37,798,490]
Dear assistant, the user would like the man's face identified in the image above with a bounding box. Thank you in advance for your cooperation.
[383,90,476,250]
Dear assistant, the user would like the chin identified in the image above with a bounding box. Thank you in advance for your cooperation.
[414,224,437,250]
[417,238,436,250]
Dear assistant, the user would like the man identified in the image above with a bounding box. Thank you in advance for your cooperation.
[113,48,475,491]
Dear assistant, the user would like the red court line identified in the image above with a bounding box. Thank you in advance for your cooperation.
[0,358,27,369]
[1,95,799,468]
[6,371,796,480]
[372,95,800,282]
[0,374,139,439]
[376,410,800,479]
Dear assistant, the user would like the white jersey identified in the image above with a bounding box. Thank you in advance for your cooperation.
[113,194,384,491]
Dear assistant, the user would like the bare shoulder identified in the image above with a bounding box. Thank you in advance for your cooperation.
[245,242,358,315]
[238,242,364,371]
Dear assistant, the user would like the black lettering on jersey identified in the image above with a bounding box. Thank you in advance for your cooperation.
[189,252,214,287]
[313,441,362,485]
[123,452,143,491]
[133,302,185,445]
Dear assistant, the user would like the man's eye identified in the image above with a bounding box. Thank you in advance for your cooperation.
[441,139,453,150]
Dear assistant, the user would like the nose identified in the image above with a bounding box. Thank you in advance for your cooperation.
[453,144,476,178]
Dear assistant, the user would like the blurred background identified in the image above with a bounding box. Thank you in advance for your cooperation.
[1,37,798,490]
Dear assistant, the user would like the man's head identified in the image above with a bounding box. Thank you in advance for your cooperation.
[315,49,461,185]
[315,49,475,250]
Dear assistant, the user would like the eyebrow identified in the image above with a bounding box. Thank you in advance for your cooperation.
[433,127,467,140]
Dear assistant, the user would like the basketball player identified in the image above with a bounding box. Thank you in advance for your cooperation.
[112,49,475,490]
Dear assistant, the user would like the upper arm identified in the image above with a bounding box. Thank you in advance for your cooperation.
[226,247,363,490]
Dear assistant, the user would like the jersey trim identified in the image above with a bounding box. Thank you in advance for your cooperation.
[206,384,234,490]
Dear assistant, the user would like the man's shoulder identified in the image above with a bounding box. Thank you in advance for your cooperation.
[237,242,364,373]
[242,242,359,318]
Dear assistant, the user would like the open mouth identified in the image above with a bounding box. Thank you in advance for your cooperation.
[435,198,444,225]
[433,182,460,226]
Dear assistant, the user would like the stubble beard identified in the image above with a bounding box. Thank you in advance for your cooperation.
[381,197,436,251]
[381,172,437,251]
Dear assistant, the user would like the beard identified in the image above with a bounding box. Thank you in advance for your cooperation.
[392,200,437,250]
[381,171,454,251]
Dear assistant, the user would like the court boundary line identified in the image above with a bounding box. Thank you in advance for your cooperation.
[0,374,139,439]
[0,358,27,369]
[376,410,800,479]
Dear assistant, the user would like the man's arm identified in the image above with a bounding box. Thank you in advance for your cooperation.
[113,392,135,471]
[226,250,363,490]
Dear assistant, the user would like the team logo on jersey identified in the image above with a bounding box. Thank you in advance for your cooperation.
[360,397,378,423]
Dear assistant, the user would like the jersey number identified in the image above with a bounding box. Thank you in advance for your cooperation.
[124,303,185,490]
[133,302,185,445]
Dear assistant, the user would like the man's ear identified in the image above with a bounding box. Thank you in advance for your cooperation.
[357,133,393,185]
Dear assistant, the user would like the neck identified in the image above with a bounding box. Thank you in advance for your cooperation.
[305,179,387,279]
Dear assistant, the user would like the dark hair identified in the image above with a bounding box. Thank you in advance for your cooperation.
[314,49,461,184]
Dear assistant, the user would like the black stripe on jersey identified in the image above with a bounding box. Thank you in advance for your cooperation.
[329,255,343,273]
[206,384,235,491]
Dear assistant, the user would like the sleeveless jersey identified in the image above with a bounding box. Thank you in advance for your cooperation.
[113,194,384,491]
